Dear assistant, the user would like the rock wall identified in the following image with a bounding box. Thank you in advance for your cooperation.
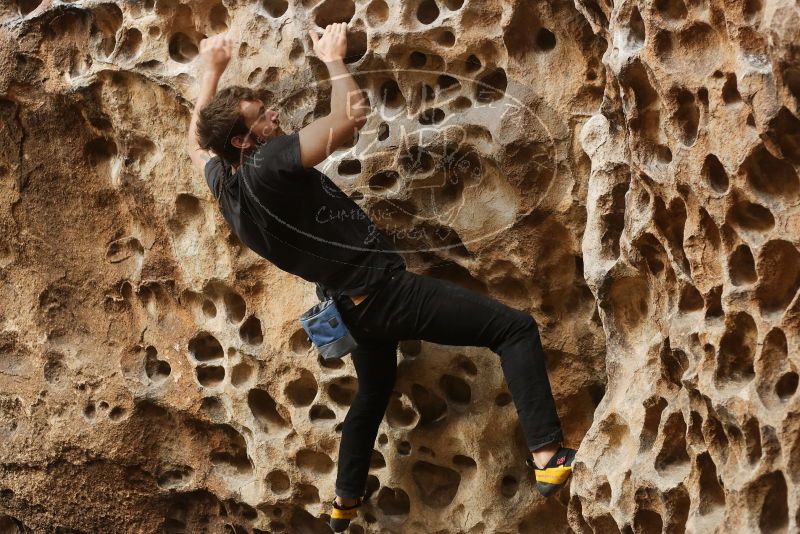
[0,0,796,533]
[571,0,800,532]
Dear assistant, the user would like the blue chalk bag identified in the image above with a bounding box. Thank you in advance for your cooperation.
[299,298,358,360]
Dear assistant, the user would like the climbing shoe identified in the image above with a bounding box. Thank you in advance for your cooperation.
[328,496,363,532]
[526,446,577,497]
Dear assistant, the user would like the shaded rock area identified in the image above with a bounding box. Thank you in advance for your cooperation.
[0,0,796,532]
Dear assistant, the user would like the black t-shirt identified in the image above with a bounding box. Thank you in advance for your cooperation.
[204,131,405,298]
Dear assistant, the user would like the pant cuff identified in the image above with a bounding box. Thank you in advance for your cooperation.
[527,428,564,451]
[334,485,365,499]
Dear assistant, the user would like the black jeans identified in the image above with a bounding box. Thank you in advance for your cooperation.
[319,268,563,499]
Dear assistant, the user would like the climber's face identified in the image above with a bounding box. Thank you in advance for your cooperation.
[235,99,283,151]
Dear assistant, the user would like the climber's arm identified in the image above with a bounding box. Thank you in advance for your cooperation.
[186,35,232,174]
[297,23,369,169]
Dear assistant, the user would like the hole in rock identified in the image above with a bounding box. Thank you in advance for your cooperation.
[453,354,477,376]
[285,369,318,407]
[418,107,445,125]
[168,32,198,63]
[344,30,367,63]
[201,396,226,422]
[437,74,459,93]
[376,487,410,516]
[722,73,741,104]
[764,107,800,165]
[416,0,439,24]
[756,240,800,315]
[412,461,461,507]
[702,414,729,463]
[436,30,455,47]
[369,171,400,192]
[411,383,447,426]
[475,68,507,103]
[453,454,477,470]
[370,449,386,469]
[753,471,788,533]
[399,145,434,174]
[654,412,690,474]
[408,51,427,68]
[210,4,229,30]
[633,509,663,534]
[696,452,725,514]
[743,145,800,203]
[387,394,418,428]
[439,374,471,404]
[623,7,645,50]
[239,315,263,345]
[201,299,217,319]
[465,54,481,72]
[672,88,699,145]
[378,79,404,107]
[223,290,246,323]
[157,466,194,489]
[727,200,774,233]
[145,346,171,382]
[495,392,512,406]
[535,28,556,51]
[17,0,44,16]
[716,311,757,385]
[654,0,687,20]
[262,0,288,17]
[289,328,312,353]
[314,0,355,27]
[84,137,118,166]
[338,159,361,176]
[366,0,389,26]
[500,475,518,497]
[377,122,390,140]
[318,353,344,369]
[678,284,703,312]
[296,449,334,473]
[776,372,798,401]
[743,417,762,464]
[267,470,290,493]
[118,28,143,60]
[248,389,288,431]
[43,353,67,386]
[309,404,335,421]
[661,344,689,386]
[639,396,667,452]
[230,361,253,387]
[196,365,225,387]
[397,441,411,455]
[602,180,629,259]
[729,244,757,285]
[329,376,357,406]
[188,332,223,362]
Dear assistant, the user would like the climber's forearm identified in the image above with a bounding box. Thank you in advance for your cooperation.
[326,59,369,125]
[187,70,222,147]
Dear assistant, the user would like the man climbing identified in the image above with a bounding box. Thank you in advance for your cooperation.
[186,26,576,532]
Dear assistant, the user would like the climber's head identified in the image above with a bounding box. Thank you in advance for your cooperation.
[195,85,284,165]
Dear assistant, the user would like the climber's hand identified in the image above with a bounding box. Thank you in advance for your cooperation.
[308,23,348,63]
[199,34,232,74]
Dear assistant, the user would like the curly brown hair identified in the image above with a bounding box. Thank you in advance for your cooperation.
[195,85,257,164]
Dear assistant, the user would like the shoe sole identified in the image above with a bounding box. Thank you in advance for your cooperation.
[535,468,573,497]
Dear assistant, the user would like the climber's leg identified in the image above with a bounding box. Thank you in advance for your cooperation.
[341,269,563,455]
[333,333,398,501]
